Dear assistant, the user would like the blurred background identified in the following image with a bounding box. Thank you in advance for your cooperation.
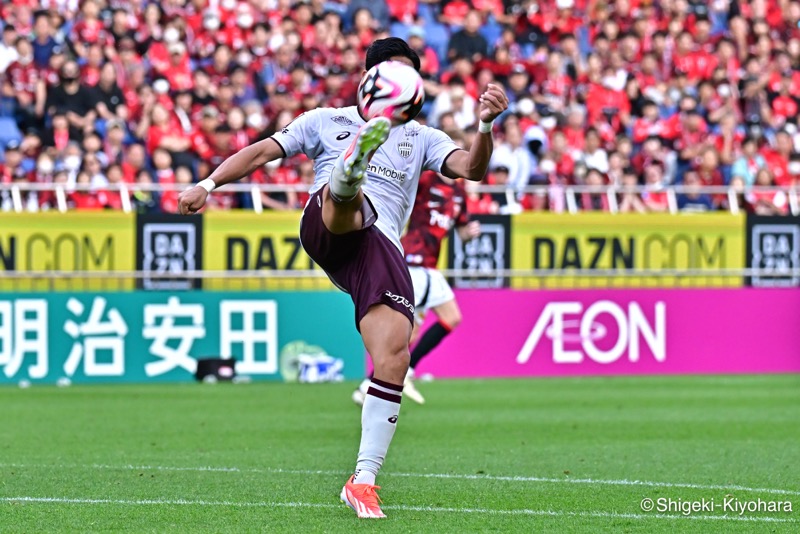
[0,0,798,386]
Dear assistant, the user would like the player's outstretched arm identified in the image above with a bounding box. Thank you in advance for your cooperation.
[178,138,285,215]
[441,84,509,182]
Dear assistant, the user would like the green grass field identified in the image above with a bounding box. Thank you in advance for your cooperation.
[2,375,799,532]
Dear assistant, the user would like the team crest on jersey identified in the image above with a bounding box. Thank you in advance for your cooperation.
[397,141,413,159]
[331,115,356,126]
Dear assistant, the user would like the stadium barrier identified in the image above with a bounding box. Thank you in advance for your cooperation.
[4,211,797,289]
[449,212,747,288]
[0,291,364,385]
[0,211,800,291]
[3,182,799,216]
[416,288,800,379]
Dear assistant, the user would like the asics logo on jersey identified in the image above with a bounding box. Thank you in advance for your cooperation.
[368,164,408,183]
[384,290,414,313]
[331,115,356,126]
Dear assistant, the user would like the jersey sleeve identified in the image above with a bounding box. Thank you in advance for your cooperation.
[269,110,323,159]
[422,127,462,173]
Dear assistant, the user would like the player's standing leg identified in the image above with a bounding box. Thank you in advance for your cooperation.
[310,115,412,518]
[341,305,411,518]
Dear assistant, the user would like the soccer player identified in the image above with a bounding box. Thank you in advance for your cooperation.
[352,157,481,406]
[178,38,508,519]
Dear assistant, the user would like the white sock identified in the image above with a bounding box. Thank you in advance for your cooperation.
[328,155,360,201]
[358,378,370,394]
[353,379,403,485]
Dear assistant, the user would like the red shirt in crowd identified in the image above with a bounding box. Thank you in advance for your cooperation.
[156,169,178,213]
[631,117,666,144]
[585,83,630,131]
[5,60,38,101]
[762,149,791,187]
[70,191,105,210]
[772,95,798,122]
[71,19,108,46]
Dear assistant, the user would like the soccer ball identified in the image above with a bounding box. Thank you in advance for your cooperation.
[357,61,425,124]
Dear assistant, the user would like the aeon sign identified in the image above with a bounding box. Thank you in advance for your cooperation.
[516,301,666,365]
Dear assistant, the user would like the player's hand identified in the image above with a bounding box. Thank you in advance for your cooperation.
[463,221,481,240]
[478,84,509,123]
[178,186,208,215]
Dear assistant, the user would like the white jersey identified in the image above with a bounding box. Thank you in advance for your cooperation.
[270,106,461,250]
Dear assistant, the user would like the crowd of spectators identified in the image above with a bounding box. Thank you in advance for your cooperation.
[0,0,798,215]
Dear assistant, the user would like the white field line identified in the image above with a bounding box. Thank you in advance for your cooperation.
[1,496,797,524]
[2,462,799,497]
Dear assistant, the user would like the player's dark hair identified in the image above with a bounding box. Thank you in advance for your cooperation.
[365,38,421,71]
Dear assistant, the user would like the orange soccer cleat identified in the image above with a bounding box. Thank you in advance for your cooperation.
[340,475,387,519]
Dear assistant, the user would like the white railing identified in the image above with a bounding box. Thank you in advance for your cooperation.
[1,183,798,216]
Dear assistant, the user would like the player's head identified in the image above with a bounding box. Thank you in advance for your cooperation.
[365,38,420,72]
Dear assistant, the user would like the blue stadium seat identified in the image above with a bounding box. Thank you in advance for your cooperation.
[423,21,450,64]
[480,16,503,55]
[390,22,409,40]
[0,116,22,148]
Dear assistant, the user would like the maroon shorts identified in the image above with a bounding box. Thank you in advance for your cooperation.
[299,188,415,330]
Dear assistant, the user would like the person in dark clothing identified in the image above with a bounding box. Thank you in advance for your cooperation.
[93,62,126,121]
[31,11,59,68]
[447,10,488,62]
[131,169,161,214]
[44,60,96,141]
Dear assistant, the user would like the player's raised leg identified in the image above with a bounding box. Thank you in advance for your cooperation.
[323,117,391,235]
[341,304,411,518]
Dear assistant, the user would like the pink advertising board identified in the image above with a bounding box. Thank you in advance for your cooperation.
[416,289,800,378]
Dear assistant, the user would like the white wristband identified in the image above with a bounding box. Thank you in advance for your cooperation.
[198,178,216,193]
[478,120,493,134]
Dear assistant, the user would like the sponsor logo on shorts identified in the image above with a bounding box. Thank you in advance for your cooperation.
[368,164,409,183]
[331,115,356,126]
[384,290,415,313]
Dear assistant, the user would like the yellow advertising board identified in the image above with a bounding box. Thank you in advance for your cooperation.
[511,213,745,288]
[0,212,135,290]
[202,211,334,290]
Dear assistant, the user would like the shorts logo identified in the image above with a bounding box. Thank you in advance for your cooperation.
[397,141,413,159]
[331,115,356,126]
[388,415,398,424]
[384,290,415,313]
